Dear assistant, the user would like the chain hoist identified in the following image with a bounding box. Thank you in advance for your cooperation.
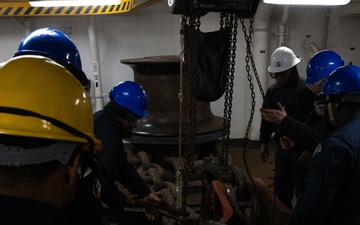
[176,14,185,211]
[240,16,284,225]
[177,0,201,214]
[240,16,272,224]
[240,17,258,225]
[239,17,256,185]
[218,12,238,172]
[176,1,264,224]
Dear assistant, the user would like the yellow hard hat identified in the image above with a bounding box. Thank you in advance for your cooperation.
[0,55,101,151]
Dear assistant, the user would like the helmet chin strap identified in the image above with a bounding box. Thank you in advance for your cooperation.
[327,102,337,127]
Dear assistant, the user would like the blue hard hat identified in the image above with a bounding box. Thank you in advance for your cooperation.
[306,50,344,84]
[109,81,149,117]
[319,65,360,96]
[14,27,89,88]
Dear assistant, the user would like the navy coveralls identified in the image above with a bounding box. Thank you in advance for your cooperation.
[279,110,335,196]
[94,103,151,223]
[289,118,360,225]
[0,195,74,225]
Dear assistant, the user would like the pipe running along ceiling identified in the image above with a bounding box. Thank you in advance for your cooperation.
[0,0,161,16]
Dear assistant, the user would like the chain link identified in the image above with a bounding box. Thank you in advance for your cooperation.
[239,17,255,184]
[177,1,201,213]
[240,17,268,224]
[176,14,186,211]
[219,12,237,172]
[178,5,268,224]
[246,17,279,224]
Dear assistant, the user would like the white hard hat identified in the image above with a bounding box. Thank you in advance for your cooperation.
[268,46,301,73]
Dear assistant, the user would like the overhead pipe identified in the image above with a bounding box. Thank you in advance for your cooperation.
[10,17,32,36]
[88,16,104,112]
[278,5,289,46]
[24,17,32,35]
[249,1,274,140]
[327,6,343,50]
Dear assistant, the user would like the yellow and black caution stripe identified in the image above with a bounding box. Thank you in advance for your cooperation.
[0,1,132,16]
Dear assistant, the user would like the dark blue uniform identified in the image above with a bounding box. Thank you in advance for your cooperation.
[0,195,76,225]
[65,170,103,225]
[289,117,360,225]
[280,110,334,154]
[94,103,151,223]
[279,110,335,197]
[66,103,151,225]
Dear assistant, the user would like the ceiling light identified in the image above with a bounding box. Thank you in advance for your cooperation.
[263,0,350,5]
[29,0,121,7]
